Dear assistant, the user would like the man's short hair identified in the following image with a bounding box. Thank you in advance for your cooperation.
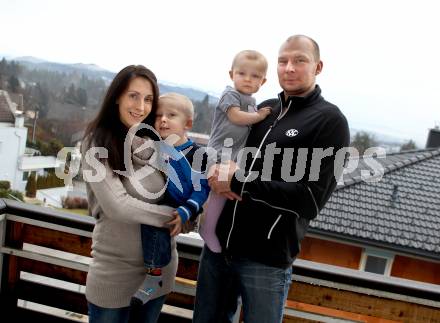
[285,35,320,62]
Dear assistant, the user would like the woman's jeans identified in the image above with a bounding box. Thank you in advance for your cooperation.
[193,246,292,323]
[88,295,166,323]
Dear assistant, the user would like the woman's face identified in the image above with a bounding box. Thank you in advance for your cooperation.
[118,76,154,128]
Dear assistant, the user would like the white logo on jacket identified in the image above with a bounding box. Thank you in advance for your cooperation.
[285,129,299,137]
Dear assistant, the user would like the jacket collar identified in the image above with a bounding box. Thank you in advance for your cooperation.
[174,138,194,152]
[278,84,322,110]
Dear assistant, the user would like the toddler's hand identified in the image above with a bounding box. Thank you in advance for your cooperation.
[181,220,197,234]
[167,211,182,237]
[257,107,272,120]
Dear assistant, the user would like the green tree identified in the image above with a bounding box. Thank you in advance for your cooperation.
[8,60,21,75]
[350,131,378,155]
[400,139,417,151]
[76,87,88,106]
[0,180,11,190]
[36,172,64,189]
[0,58,7,74]
[8,75,20,92]
[25,172,37,198]
[48,138,64,156]
[0,188,24,201]
[192,95,214,134]
[33,138,64,156]
[65,83,77,104]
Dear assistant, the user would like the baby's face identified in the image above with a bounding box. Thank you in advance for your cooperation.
[230,59,266,95]
[154,101,190,146]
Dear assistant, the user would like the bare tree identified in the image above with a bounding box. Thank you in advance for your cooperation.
[350,131,378,155]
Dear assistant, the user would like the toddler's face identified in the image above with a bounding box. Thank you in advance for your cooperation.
[230,60,266,95]
[154,101,191,146]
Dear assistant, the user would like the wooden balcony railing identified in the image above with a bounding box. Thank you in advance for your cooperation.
[1,198,440,323]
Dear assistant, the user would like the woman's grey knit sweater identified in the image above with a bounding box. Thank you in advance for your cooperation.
[82,137,177,308]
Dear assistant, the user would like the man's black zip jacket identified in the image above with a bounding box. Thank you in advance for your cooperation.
[216,85,350,269]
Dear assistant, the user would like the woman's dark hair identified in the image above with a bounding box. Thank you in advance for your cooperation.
[83,65,159,171]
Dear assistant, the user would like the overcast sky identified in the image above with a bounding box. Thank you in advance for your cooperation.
[1,0,439,146]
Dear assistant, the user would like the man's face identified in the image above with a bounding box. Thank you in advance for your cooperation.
[277,37,322,97]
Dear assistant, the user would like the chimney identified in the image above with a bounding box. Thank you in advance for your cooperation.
[426,127,440,148]
[14,110,24,128]
[18,94,24,111]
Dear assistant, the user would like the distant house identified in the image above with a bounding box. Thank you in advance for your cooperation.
[0,90,66,192]
[299,139,440,286]
[0,90,27,191]
[183,129,440,287]
[176,129,440,289]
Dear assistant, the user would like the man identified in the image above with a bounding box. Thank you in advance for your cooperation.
[193,35,350,323]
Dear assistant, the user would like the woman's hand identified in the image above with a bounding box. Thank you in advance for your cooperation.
[167,211,182,237]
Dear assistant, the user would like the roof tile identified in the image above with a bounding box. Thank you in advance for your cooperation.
[313,148,440,258]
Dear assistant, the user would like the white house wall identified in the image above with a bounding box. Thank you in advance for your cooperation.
[0,126,27,191]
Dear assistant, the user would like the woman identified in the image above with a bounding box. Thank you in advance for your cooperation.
[81,65,179,323]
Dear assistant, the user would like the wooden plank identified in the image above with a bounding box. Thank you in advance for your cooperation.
[298,236,363,270]
[19,224,92,257]
[16,280,88,314]
[176,257,199,281]
[18,257,87,285]
[5,222,24,287]
[175,276,197,288]
[14,307,74,323]
[0,255,20,316]
[166,292,196,310]
[286,300,400,323]
[6,254,20,288]
[392,255,440,285]
[5,221,24,249]
[283,317,318,323]
[158,312,191,323]
[288,281,440,323]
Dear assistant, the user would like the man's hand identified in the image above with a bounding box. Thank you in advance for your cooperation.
[208,161,242,201]
[167,211,182,237]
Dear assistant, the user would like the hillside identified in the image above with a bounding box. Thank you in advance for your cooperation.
[0,56,216,144]
[12,56,218,103]
[1,56,417,151]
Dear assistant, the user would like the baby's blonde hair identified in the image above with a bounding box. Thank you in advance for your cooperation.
[158,92,194,120]
[231,50,268,75]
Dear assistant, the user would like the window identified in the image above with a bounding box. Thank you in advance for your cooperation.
[360,249,394,275]
[364,255,388,274]
[23,171,29,181]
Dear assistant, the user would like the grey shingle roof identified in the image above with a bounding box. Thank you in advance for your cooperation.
[0,90,15,123]
[312,148,440,260]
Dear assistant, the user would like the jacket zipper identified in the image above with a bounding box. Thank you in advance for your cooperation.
[243,191,299,216]
[226,95,292,249]
[267,214,283,239]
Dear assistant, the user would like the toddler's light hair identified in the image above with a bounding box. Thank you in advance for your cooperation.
[231,50,268,75]
[159,92,194,119]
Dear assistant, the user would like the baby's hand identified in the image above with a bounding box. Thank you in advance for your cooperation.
[257,107,272,120]
[167,211,182,237]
